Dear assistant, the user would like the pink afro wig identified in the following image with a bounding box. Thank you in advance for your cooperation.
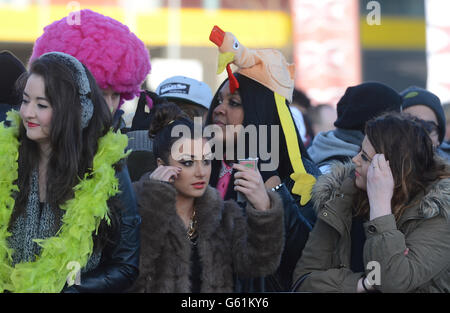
[30,9,151,105]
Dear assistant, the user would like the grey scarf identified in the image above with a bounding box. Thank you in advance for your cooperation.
[8,170,101,272]
[8,170,58,265]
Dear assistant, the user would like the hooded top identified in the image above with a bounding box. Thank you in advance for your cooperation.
[307,128,365,173]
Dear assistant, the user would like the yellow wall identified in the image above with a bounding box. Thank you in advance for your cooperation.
[0,5,292,47]
[0,4,426,50]
[360,16,426,50]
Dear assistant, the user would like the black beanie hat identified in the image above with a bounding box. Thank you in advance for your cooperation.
[334,82,402,132]
[0,50,26,104]
[400,86,446,144]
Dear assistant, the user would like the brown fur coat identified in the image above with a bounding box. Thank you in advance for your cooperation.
[131,176,284,292]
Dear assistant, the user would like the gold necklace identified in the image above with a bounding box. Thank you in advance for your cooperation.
[187,208,198,241]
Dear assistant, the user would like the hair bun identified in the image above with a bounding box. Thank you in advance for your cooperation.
[149,101,189,137]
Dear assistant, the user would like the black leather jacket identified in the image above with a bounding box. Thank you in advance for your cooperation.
[62,163,141,292]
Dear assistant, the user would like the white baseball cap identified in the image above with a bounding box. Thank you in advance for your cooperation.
[156,76,213,110]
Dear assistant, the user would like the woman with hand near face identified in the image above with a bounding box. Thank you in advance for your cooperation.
[131,102,284,292]
[292,112,450,293]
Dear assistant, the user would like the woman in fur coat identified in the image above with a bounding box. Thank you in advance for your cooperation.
[292,112,450,293]
[132,102,284,292]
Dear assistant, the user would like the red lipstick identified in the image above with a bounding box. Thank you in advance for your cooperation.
[27,122,39,128]
[192,182,206,189]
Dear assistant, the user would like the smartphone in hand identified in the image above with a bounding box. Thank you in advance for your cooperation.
[236,157,258,203]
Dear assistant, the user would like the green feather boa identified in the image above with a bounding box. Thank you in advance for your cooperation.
[0,111,129,293]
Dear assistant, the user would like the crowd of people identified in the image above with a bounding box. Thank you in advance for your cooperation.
[0,9,448,293]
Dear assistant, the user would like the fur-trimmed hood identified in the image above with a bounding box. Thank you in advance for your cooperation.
[311,161,355,213]
[311,160,450,220]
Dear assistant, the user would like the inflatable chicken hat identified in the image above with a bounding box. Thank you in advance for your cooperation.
[209,25,316,206]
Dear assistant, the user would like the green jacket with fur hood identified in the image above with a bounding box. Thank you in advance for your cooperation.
[293,161,450,293]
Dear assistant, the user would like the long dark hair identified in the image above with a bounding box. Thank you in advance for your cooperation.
[354,112,450,220]
[206,74,313,185]
[12,55,117,250]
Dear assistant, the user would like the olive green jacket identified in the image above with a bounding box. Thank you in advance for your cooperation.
[292,161,450,293]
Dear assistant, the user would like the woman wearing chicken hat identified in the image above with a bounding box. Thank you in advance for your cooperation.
[206,26,321,292]
[29,9,152,132]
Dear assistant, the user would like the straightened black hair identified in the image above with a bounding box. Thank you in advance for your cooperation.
[206,73,312,185]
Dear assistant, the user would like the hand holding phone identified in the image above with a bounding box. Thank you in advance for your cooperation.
[233,158,270,211]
